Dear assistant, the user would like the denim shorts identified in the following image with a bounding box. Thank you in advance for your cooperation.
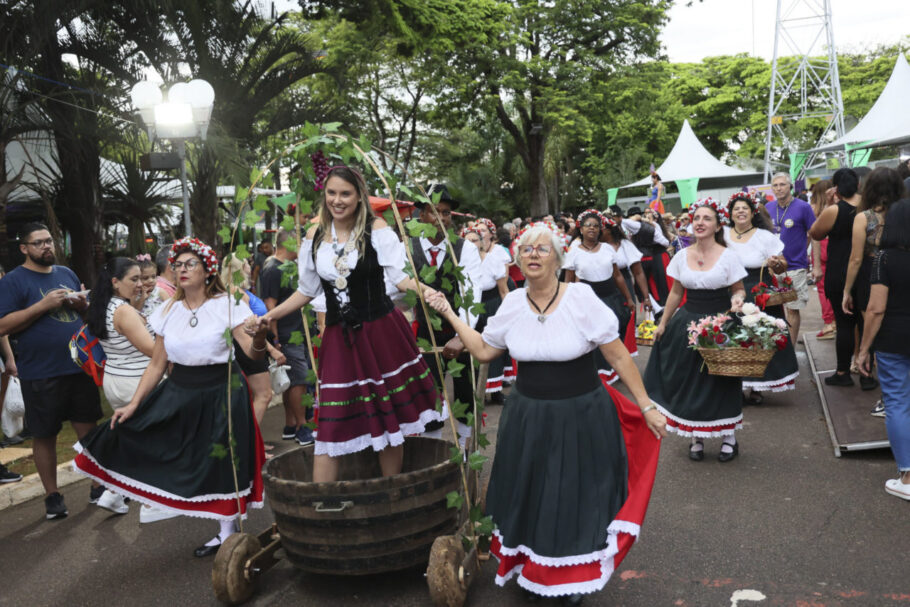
[281,344,314,387]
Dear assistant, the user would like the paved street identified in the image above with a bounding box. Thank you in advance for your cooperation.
[1,296,908,606]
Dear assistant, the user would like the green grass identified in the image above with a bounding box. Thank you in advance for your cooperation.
[7,388,114,478]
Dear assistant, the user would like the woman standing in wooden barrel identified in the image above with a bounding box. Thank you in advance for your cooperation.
[264,165,445,482]
[428,223,665,604]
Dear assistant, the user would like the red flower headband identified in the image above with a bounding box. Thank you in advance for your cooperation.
[169,237,220,277]
[688,197,730,226]
[459,224,479,238]
[516,220,570,253]
[474,217,496,235]
[727,191,761,208]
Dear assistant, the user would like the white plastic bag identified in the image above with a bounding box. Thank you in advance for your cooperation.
[2,377,25,438]
[269,361,291,395]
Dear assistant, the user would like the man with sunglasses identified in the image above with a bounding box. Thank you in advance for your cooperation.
[0,223,103,520]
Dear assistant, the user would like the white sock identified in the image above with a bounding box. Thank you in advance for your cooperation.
[720,434,736,453]
[204,519,239,547]
[690,438,704,452]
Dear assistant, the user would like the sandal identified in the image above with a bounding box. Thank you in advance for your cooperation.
[744,391,764,406]
[689,440,705,461]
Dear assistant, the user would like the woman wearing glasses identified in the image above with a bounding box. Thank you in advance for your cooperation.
[74,237,269,557]
[564,210,636,384]
[428,223,665,604]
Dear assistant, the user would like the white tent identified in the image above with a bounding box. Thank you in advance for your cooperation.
[620,119,762,189]
[811,54,910,153]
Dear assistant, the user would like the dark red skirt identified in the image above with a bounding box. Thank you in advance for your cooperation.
[315,309,446,457]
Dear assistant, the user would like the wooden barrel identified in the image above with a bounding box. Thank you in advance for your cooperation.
[263,437,461,575]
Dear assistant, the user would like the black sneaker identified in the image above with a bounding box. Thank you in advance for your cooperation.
[859,375,878,391]
[0,434,25,447]
[281,425,297,440]
[0,464,23,483]
[870,400,885,418]
[824,373,854,387]
[89,484,105,504]
[45,492,68,520]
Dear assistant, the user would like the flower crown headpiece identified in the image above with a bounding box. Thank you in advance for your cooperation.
[474,217,496,235]
[459,223,479,239]
[688,197,730,226]
[135,254,152,262]
[727,191,761,209]
[516,220,570,253]
[169,237,220,277]
[576,208,610,231]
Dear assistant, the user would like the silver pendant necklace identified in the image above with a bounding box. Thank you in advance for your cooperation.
[186,301,202,327]
[527,284,560,323]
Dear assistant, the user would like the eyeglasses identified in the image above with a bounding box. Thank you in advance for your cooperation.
[24,238,54,248]
[171,260,201,270]
[519,245,553,256]
[581,222,600,229]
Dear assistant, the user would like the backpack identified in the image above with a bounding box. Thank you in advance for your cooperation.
[69,324,107,386]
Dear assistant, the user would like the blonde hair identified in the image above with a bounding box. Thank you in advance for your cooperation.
[220,255,251,290]
[313,166,375,255]
[514,226,566,274]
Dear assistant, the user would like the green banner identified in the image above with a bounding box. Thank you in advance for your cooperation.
[607,187,618,207]
[846,141,874,167]
[675,178,699,209]
[789,152,808,182]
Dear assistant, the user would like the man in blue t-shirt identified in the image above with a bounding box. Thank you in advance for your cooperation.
[766,173,817,344]
[0,223,103,520]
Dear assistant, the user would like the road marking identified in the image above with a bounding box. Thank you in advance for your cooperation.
[730,589,767,606]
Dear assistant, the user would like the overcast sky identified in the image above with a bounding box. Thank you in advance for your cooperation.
[661,0,910,62]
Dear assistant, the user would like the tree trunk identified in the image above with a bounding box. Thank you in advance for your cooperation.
[190,145,219,246]
[527,131,549,216]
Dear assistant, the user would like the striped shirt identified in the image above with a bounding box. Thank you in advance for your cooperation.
[100,298,154,378]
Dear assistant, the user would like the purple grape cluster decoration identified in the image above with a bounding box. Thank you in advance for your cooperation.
[311,150,330,191]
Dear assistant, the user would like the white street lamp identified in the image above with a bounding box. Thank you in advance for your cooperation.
[130,79,215,237]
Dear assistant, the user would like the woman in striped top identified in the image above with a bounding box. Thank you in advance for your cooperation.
[86,257,156,409]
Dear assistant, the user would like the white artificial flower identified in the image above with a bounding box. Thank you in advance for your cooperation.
[741,314,760,327]
[741,302,760,316]
[774,318,787,330]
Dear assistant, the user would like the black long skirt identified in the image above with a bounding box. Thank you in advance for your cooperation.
[643,288,743,437]
[743,268,799,392]
[580,278,631,384]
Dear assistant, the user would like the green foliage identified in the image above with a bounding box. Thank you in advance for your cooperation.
[446,359,466,378]
[288,330,305,346]
[446,490,464,510]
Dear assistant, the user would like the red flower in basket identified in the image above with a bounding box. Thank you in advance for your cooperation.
[755,293,770,308]
[771,275,778,288]
[775,336,789,351]
[740,340,754,349]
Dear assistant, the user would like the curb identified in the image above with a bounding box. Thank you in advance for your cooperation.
[0,395,286,513]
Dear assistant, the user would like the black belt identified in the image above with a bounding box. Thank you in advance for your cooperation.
[683,287,730,314]
[481,288,500,303]
[169,363,231,388]
[580,278,617,298]
[515,353,600,400]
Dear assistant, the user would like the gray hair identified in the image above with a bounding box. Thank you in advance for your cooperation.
[513,225,565,273]
[771,172,792,185]
[155,244,173,274]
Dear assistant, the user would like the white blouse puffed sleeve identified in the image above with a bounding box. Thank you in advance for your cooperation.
[296,238,323,298]
[723,249,749,284]
[666,249,686,281]
[226,296,254,329]
[621,240,643,265]
[489,245,511,280]
[566,283,620,346]
[371,227,408,287]
[480,289,522,350]
[563,246,579,271]
[758,229,785,257]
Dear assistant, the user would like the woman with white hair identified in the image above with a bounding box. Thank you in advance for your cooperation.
[428,223,665,604]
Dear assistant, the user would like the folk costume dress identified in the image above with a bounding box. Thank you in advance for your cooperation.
[643,248,748,436]
[611,239,646,357]
[73,295,265,520]
[624,218,673,306]
[298,223,446,457]
[476,243,517,393]
[482,283,660,597]
[563,244,631,384]
[724,227,799,392]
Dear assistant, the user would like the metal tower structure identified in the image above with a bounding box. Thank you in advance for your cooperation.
[763,0,846,182]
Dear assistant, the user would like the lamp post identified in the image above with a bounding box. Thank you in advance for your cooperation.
[130,79,215,237]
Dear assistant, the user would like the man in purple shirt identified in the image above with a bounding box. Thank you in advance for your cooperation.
[766,172,817,344]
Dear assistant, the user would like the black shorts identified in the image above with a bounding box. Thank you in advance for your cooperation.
[20,372,103,438]
[234,341,269,376]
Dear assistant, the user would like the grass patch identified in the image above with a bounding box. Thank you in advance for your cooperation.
[6,388,114,478]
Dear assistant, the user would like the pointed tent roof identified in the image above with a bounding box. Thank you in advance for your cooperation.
[811,54,910,153]
[620,120,760,189]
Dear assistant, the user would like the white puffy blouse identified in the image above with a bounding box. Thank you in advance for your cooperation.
[562,244,617,282]
[296,227,409,305]
[149,295,253,366]
[611,239,644,270]
[482,283,619,361]
[666,247,748,290]
[723,227,785,269]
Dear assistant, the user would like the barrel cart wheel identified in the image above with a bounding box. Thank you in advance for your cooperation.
[427,535,467,607]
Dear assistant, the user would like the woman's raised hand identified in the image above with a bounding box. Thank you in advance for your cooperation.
[426,291,453,316]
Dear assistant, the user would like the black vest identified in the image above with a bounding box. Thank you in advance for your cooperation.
[631,221,663,256]
[409,236,465,336]
[315,224,394,328]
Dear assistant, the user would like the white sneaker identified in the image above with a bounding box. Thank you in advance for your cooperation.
[96,490,129,514]
[139,504,179,524]
[885,478,910,501]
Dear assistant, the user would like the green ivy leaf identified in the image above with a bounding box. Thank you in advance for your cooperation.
[312,336,322,348]
[447,359,466,378]
[419,264,437,284]
[253,195,270,212]
[429,313,442,331]
[449,446,462,464]
[476,432,491,449]
[231,270,245,287]
[301,393,315,408]
[249,167,263,186]
[244,210,262,226]
[222,327,233,349]
[288,330,304,346]
[305,369,317,384]
[234,244,251,261]
[272,193,296,211]
[476,514,495,536]
[404,289,418,309]
[230,373,242,390]
[280,215,296,231]
[233,289,244,303]
[440,277,453,292]
[235,186,249,203]
[210,443,228,460]
[467,452,487,471]
[216,226,231,242]
[450,399,470,419]
[446,490,464,510]
[416,337,432,352]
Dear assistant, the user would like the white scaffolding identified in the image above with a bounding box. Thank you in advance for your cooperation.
[762,0,846,181]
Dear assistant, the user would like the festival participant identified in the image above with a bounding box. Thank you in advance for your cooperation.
[262,165,445,483]
[602,217,653,354]
[623,207,673,306]
[644,199,748,462]
[409,185,482,445]
[73,237,268,556]
[856,200,910,500]
[809,180,836,340]
[810,169,864,387]
[153,244,177,301]
[427,222,665,603]
[724,192,799,402]
[133,254,159,316]
[0,223,104,520]
[564,209,636,384]
[221,255,284,425]
[473,217,515,398]
[647,173,666,215]
[766,172,816,344]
